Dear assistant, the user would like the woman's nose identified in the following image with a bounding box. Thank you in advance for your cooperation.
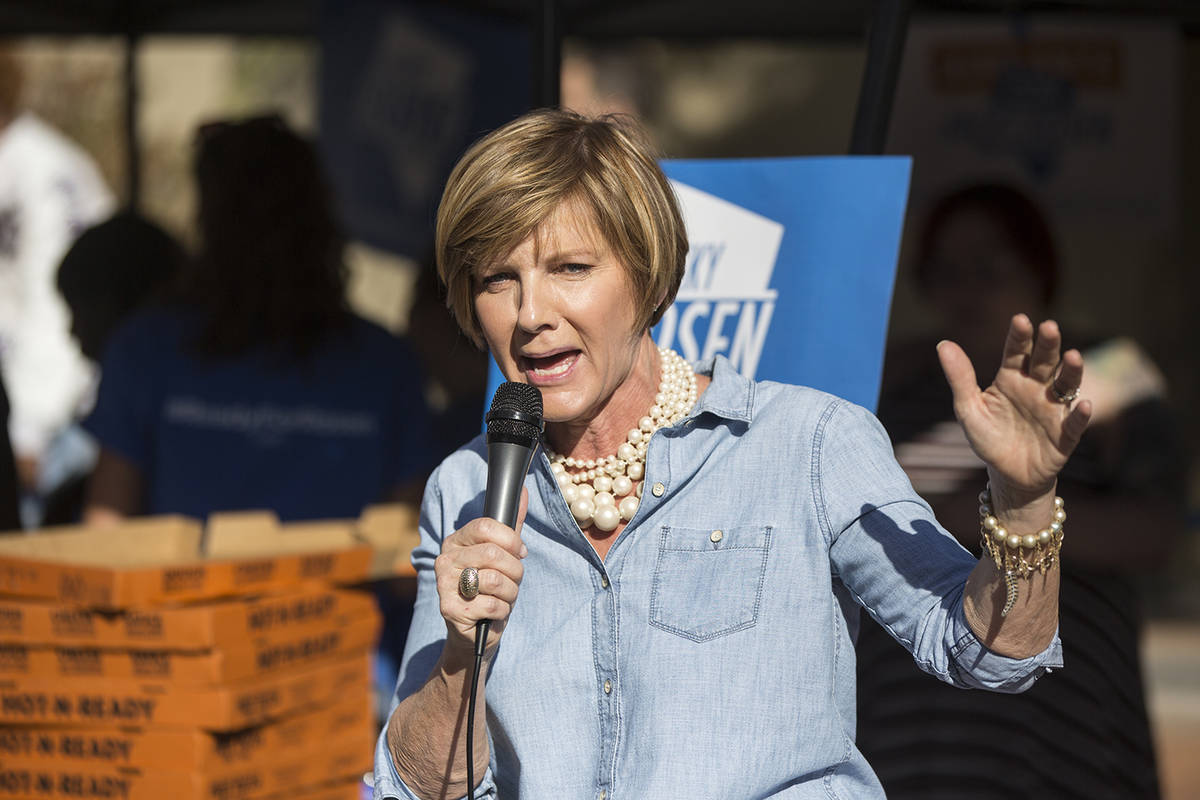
[517,279,553,333]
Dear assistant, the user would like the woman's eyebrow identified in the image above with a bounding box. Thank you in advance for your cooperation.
[542,247,601,263]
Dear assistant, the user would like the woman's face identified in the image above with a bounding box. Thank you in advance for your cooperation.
[473,199,647,426]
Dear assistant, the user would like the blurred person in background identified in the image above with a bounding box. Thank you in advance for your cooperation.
[35,211,186,526]
[0,47,115,524]
[855,183,1187,799]
[407,258,488,464]
[82,114,433,524]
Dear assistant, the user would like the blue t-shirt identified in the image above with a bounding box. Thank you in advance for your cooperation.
[85,308,432,521]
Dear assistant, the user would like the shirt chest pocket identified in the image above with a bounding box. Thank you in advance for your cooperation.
[649,524,773,642]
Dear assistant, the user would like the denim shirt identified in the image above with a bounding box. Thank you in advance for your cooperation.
[375,355,1062,800]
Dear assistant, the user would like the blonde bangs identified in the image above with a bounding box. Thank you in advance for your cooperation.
[436,109,688,346]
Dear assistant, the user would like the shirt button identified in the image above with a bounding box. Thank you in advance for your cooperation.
[710,529,723,543]
[598,792,607,800]
[651,482,665,497]
[600,574,610,589]
[603,679,612,694]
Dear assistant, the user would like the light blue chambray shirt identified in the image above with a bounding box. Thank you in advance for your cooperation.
[375,355,1062,800]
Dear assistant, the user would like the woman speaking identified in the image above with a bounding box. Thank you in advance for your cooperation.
[374,109,1091,799]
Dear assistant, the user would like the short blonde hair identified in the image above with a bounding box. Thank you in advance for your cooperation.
[436,108,688,347]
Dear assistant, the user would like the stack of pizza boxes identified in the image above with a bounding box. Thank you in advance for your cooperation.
[0,506,420,800]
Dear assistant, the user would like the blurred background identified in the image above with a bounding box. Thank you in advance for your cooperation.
[0,0,1196,796]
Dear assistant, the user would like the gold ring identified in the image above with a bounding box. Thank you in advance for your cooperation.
[458,567,480,600]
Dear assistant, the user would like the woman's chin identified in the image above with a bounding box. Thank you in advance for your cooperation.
[538,394,583,426]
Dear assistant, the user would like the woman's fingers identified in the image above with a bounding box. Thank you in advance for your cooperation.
[445,540,526,592]
[936,339,979,417]
[1050,347,1084,400]
[436,561,520,609]
[1028,319,1062,383]
[447,515,526,559]
[999,313,1036,372]
[1060,397,1093,451]
[435,515,529,639]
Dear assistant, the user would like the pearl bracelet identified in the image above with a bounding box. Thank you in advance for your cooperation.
[978,486,1065,617]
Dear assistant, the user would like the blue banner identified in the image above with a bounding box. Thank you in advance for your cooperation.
[486,156,910,414]
[319,0,530,259]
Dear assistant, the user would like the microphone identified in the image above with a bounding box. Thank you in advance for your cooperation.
[466,382,543,794]
[483,381,544,529]
[477,382,543,652]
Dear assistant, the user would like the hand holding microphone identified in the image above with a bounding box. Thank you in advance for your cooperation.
[436,382,543,656]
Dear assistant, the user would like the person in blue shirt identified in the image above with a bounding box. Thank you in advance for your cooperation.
[83,115,432,524]
[375,109,1092,799]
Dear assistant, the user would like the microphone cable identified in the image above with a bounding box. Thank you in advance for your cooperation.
[466,619,490,796]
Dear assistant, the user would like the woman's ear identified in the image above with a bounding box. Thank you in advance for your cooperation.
[654,289,670,316]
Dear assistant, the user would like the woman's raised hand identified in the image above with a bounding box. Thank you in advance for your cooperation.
[434,488,529,656]
[938,314,1092,500]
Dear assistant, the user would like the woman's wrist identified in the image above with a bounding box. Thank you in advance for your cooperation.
[984,470,1057,529]
[977,481,1066,618]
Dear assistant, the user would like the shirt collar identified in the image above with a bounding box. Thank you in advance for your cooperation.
[690,354,755,425]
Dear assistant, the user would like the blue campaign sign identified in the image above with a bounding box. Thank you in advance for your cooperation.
[485,156,911,414]
[319,0,530,259]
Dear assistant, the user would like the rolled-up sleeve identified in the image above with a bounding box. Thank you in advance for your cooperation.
[817,399,1060,692]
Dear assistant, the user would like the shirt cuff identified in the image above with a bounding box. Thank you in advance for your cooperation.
[373,723,497,800]
[948,600,1064,694]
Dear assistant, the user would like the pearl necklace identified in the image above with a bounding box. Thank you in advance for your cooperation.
[547,348,697,532]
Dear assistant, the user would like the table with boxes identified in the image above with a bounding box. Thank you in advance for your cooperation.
[0,505,419,800]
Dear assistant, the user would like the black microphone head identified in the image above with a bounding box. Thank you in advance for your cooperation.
[486,381,544,444]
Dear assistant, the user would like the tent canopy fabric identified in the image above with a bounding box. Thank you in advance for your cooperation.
[1,0,1198,37]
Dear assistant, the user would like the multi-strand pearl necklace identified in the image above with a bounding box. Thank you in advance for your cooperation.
[547,348,697,532]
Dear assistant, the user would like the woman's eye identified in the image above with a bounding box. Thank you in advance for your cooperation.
[479,272,512,290]
[560,262,592,275]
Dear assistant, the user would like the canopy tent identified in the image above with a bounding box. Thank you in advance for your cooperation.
[1,0,1195,203]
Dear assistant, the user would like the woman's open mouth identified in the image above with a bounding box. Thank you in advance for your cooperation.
[522,350,579,382]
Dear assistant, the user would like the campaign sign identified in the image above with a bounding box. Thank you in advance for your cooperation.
[319,0,530,258]
[486,157,910,414]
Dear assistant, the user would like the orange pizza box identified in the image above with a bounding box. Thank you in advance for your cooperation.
[0,587,379,650]
[355,504,420,579]
[0,514,372,608]
[0,692,373,771]
[0,611,379,685]
[0,652,370,730]
[0,732,373,800]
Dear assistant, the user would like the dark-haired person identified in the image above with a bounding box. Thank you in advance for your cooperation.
[82,115,432,524]
[855,183,1185,799]
[57,211,186,364]
[374,110,1092,799]
[33,211,187,526]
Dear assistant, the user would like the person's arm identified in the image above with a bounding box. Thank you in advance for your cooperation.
[940,315,1091,658]
[79,313,160,527]
[380,488,527,800]
[386,646,490,799]
[83,447,144,526]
